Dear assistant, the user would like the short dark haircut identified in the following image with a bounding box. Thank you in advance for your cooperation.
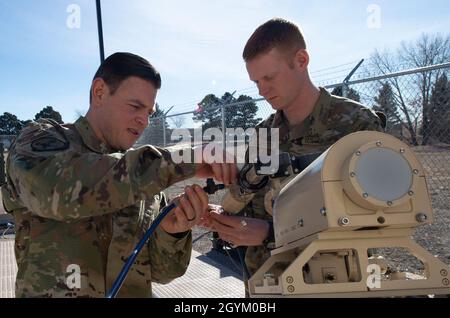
[90,52,161,102]
[243,18,306,62]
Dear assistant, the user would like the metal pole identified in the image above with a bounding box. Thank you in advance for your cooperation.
[325,62,450,89]
[221,104,226,148]
[0,143,4,185]
[96,0,105,63]
[342,59,364,98]
[221,91,236,149]
[342,83,348,98]
[343,59,365,83]
[164,106,174,117]
[162,116,166,147]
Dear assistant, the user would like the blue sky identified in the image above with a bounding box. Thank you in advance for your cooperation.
[1,0,449,125]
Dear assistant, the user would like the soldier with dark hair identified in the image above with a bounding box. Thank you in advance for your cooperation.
[1,52,237,297]
[206,18,385,294]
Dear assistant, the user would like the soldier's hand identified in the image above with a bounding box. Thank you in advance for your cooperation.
[159,184,209,234]
[205,212,270,247]
[195,146,237,186]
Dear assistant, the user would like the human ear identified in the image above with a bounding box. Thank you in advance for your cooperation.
[294,49,309,70]
[91,78,109,107]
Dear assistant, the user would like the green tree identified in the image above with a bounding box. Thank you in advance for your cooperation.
[227,94,261,129]
[193,92,261,130]
[331,86,361,102]
[138,103,169,146]
[150,103,169,129]
[34,106,63,123]
[429,73,450,143]
[0,112,26,135]
[193,94,222,130]
[372,83,402,129]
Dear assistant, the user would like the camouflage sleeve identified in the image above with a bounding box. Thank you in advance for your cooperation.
[8,122,197,222]
[351,106,385,132]
[148,226,192,284]
[147,193,192,284]
[328,100,385,134]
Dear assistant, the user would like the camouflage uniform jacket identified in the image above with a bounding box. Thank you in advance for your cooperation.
[1,116,197,297]
[243,87,385,275]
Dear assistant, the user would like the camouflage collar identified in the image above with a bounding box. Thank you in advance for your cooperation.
[74,116,116,154]
[311,87,332,123]
[271,87,332,141]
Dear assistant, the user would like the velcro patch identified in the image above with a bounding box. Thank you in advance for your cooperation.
[31,136,69,152]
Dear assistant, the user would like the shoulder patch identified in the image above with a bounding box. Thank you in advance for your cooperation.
[18,118,71,152]
[31,136,69,152]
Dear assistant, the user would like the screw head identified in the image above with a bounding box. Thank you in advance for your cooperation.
[416,213,428,223]
[440,269,448,277]
[350,172,356,177]
[408,190,414,196]
[387,201,393,206]
[320,207,327,216]
[355,151,361,156]
[287,285,295,293]
[442,278,449,286]
[413,169,419,174]
[339,217,350,226]
[376,141,382,147]
[363,193,369,198]
[286,276,294,284]
[399,148,405,153]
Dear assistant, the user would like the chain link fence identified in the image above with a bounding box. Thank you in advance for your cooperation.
[137,63,450,211]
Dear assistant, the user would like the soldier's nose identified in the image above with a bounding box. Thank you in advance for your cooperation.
[136,116,146,128]
[258,85,270,97]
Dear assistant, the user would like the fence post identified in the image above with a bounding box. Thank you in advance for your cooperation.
[342,59,364,99]
[162,116,167,147]
[342,83,348,98]
[0,143,4,185]
[221,104,226,148]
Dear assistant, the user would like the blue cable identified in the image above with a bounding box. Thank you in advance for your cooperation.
[106,201,177,298]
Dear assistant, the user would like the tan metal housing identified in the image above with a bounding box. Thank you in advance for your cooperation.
[248,131,450,297]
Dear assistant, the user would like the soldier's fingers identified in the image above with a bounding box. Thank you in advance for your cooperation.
[208,212,242,228]
[172,207,195,231]
[197,218,211,228]
[223,151,237,184]
[193,184,209,211]
[209,218,240,237]
[211,163,223,183]
[172,206,185,223]
[230,163,238,184]
[185,186,203,219]
[221,163,231,185]
[179,195,196,222]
